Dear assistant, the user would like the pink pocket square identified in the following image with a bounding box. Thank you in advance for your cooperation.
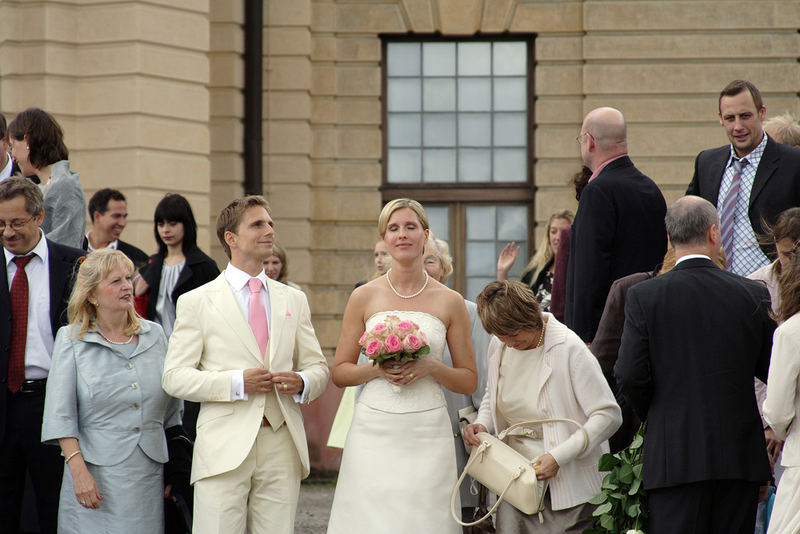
[285,311,292,317]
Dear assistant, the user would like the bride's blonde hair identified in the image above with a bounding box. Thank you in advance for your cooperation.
[378,198,429,237]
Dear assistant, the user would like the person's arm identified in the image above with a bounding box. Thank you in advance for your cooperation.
[615,287,653,420]
[764,325,800,441]
[59,437,103,509]
[685,152,702,196]
[43,178,86,249]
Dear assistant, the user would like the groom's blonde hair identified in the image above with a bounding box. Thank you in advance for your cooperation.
[216,195,271,259]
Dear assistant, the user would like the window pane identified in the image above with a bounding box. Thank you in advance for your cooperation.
[458,113,491,147]
[423,149,456,183]
[457,78,491,111]
[493,148,527,182]
[387,79,421,112]
[387,43,420,76]
[493,113,527,147]
[424,205,450,242]
[458,42,491,76]
[493,42,526,76]
[466,242,496,276]
[387,113,421,147]
[497,206,528,241]
[423,78,456,111]
[387,149,421,183]
[493,78,526,111]
[466,206,495,240]
[458,149,491,182]
[423,42,456,76]
[423,113,456,147]
[467,277,494,302]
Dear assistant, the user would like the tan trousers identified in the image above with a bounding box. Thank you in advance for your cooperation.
[495,492,595,534]
[192,424,302,534]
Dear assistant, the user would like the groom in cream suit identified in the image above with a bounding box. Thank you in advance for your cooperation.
[162,196,329,534]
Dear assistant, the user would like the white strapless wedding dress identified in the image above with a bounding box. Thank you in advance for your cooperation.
[327,311,461,534]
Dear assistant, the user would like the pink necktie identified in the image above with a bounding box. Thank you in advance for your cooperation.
[248,278,269,358]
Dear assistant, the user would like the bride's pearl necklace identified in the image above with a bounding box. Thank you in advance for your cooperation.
[386,268,429,299]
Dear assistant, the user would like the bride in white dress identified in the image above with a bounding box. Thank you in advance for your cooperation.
[327,199,478,534]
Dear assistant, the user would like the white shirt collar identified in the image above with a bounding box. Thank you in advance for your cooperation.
[675,253,711,266]
[4,230,49,267]
[85,231,118,252]
[224,262,269,292]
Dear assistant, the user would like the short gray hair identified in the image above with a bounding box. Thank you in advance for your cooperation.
[665,196,718,247]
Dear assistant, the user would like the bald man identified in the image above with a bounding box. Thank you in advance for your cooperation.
[565,107,667,342]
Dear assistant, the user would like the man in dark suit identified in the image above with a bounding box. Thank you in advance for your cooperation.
[0,176,84,533]
[565,107,667,342]
[82,188,148,270]
[686,79,800,276]
[616,195,774,534]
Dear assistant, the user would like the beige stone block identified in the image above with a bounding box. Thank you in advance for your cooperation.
[268,28,312,56]
[210,154,244,183]
[312,98,338,125]
[70,115,209,154]
[268,56,312,90]
[535,125,582,159]
[583,62,800,95]
[336,4,408,33]
[535,96,584,125]
[210,53,244,87]
[480,0,514,32]
[335,37,381,62]
[211,23,244,53]
[312,37,337,62]
[584,31,800,60]
[273,221,312,248]
[2,77,75,114]
[0,43,54,76]
[337,98,382,126]
[312,223,382,251]
[536,36,582,61]
[210,87,244,117]
[435,0,482,34]
[139,44,210,84]
[266,155,313,184]
[210,0,243,23]
[285,248,311,283]
[338,66,381,96]
[401,0,435,32]
[313,252,376,285]
[312,316,346,353]
[210,181,244,212]
[144,0,210,15]
[535,189,579,218]
[267,184,313,219]
[534,158,585,188]
[633,159,697,188]
[661,185,690,207]
[267,121,313,155]
[312,64,337,96]
[77,148,209,191]
[268,0,311,27]
[510,2,582,33]
[211,117,243,153]
[139,152,211,191]
[312,128,338,159]
[309,287,351,316]
[337,128,382,159]
[535,64,582,96]
[583,95,719,124]
[585,2,800,32]
[311,2,337,32]
[629,124,729,158]
[267,92,312,120]
[312,191,381,222]
[313,162,381,188]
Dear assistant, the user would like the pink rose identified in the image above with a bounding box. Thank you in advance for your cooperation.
[372,323,387,334]
[358,331,369,345]
[365,340,383,356]
[402,334,422,352]
[385,334,402,353]
[396,321,414,334]
[418,331,428,345]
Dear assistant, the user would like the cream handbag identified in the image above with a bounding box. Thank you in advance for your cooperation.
[450,418,588,527]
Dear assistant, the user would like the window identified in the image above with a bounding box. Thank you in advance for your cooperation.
[383,37,536,299]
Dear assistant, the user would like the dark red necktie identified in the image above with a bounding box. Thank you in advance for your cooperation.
[8,255,34,393]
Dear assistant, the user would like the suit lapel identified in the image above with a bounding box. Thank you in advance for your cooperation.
[207,274,264,365]
[266,278,287,367]
[48,242,73,335]
[706,147,731,202]
[749,136,778,208]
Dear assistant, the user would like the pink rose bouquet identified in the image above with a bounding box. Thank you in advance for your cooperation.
[359,315,431,366]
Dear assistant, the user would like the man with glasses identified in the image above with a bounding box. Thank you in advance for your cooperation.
[0,176,83,533]
[566,107,667,343]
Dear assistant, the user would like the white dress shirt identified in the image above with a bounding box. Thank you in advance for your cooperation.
[4,231,53,379]
[224,262,309,403]
[0,155,12,182]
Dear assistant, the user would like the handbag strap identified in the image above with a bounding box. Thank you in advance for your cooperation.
[498,418,589,455]
[450,438,521,527]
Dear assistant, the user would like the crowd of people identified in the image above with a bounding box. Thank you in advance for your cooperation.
[1,77,800,534]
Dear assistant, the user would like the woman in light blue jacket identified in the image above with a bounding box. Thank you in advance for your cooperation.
[42,249,182,533]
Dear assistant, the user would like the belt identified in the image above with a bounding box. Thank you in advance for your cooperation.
[16,379,47,394]
[261,417,270,427]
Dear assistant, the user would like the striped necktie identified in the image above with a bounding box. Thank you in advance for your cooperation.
[719,158,748,268]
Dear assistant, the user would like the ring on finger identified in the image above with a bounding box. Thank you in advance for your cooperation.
[81,499,86,505]
[409,372,414,379]
[283,383,288,391]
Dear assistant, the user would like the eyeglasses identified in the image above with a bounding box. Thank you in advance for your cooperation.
[0,215,35,231]
[576,132,592,144]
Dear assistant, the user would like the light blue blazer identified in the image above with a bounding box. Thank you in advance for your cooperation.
[42,320,183,465]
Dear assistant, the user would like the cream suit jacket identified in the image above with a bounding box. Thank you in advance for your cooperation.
[162,273,329,483]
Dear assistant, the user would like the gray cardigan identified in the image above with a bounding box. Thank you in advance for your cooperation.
[41,160,86,249]
[42,320,183,465]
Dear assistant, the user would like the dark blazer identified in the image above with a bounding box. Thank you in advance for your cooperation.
[139,247,220,322]
[81,236,149,271]
[0,240,84,444]
[565,156,667,342]
[615,257,774,489]
[686,135,800,259]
